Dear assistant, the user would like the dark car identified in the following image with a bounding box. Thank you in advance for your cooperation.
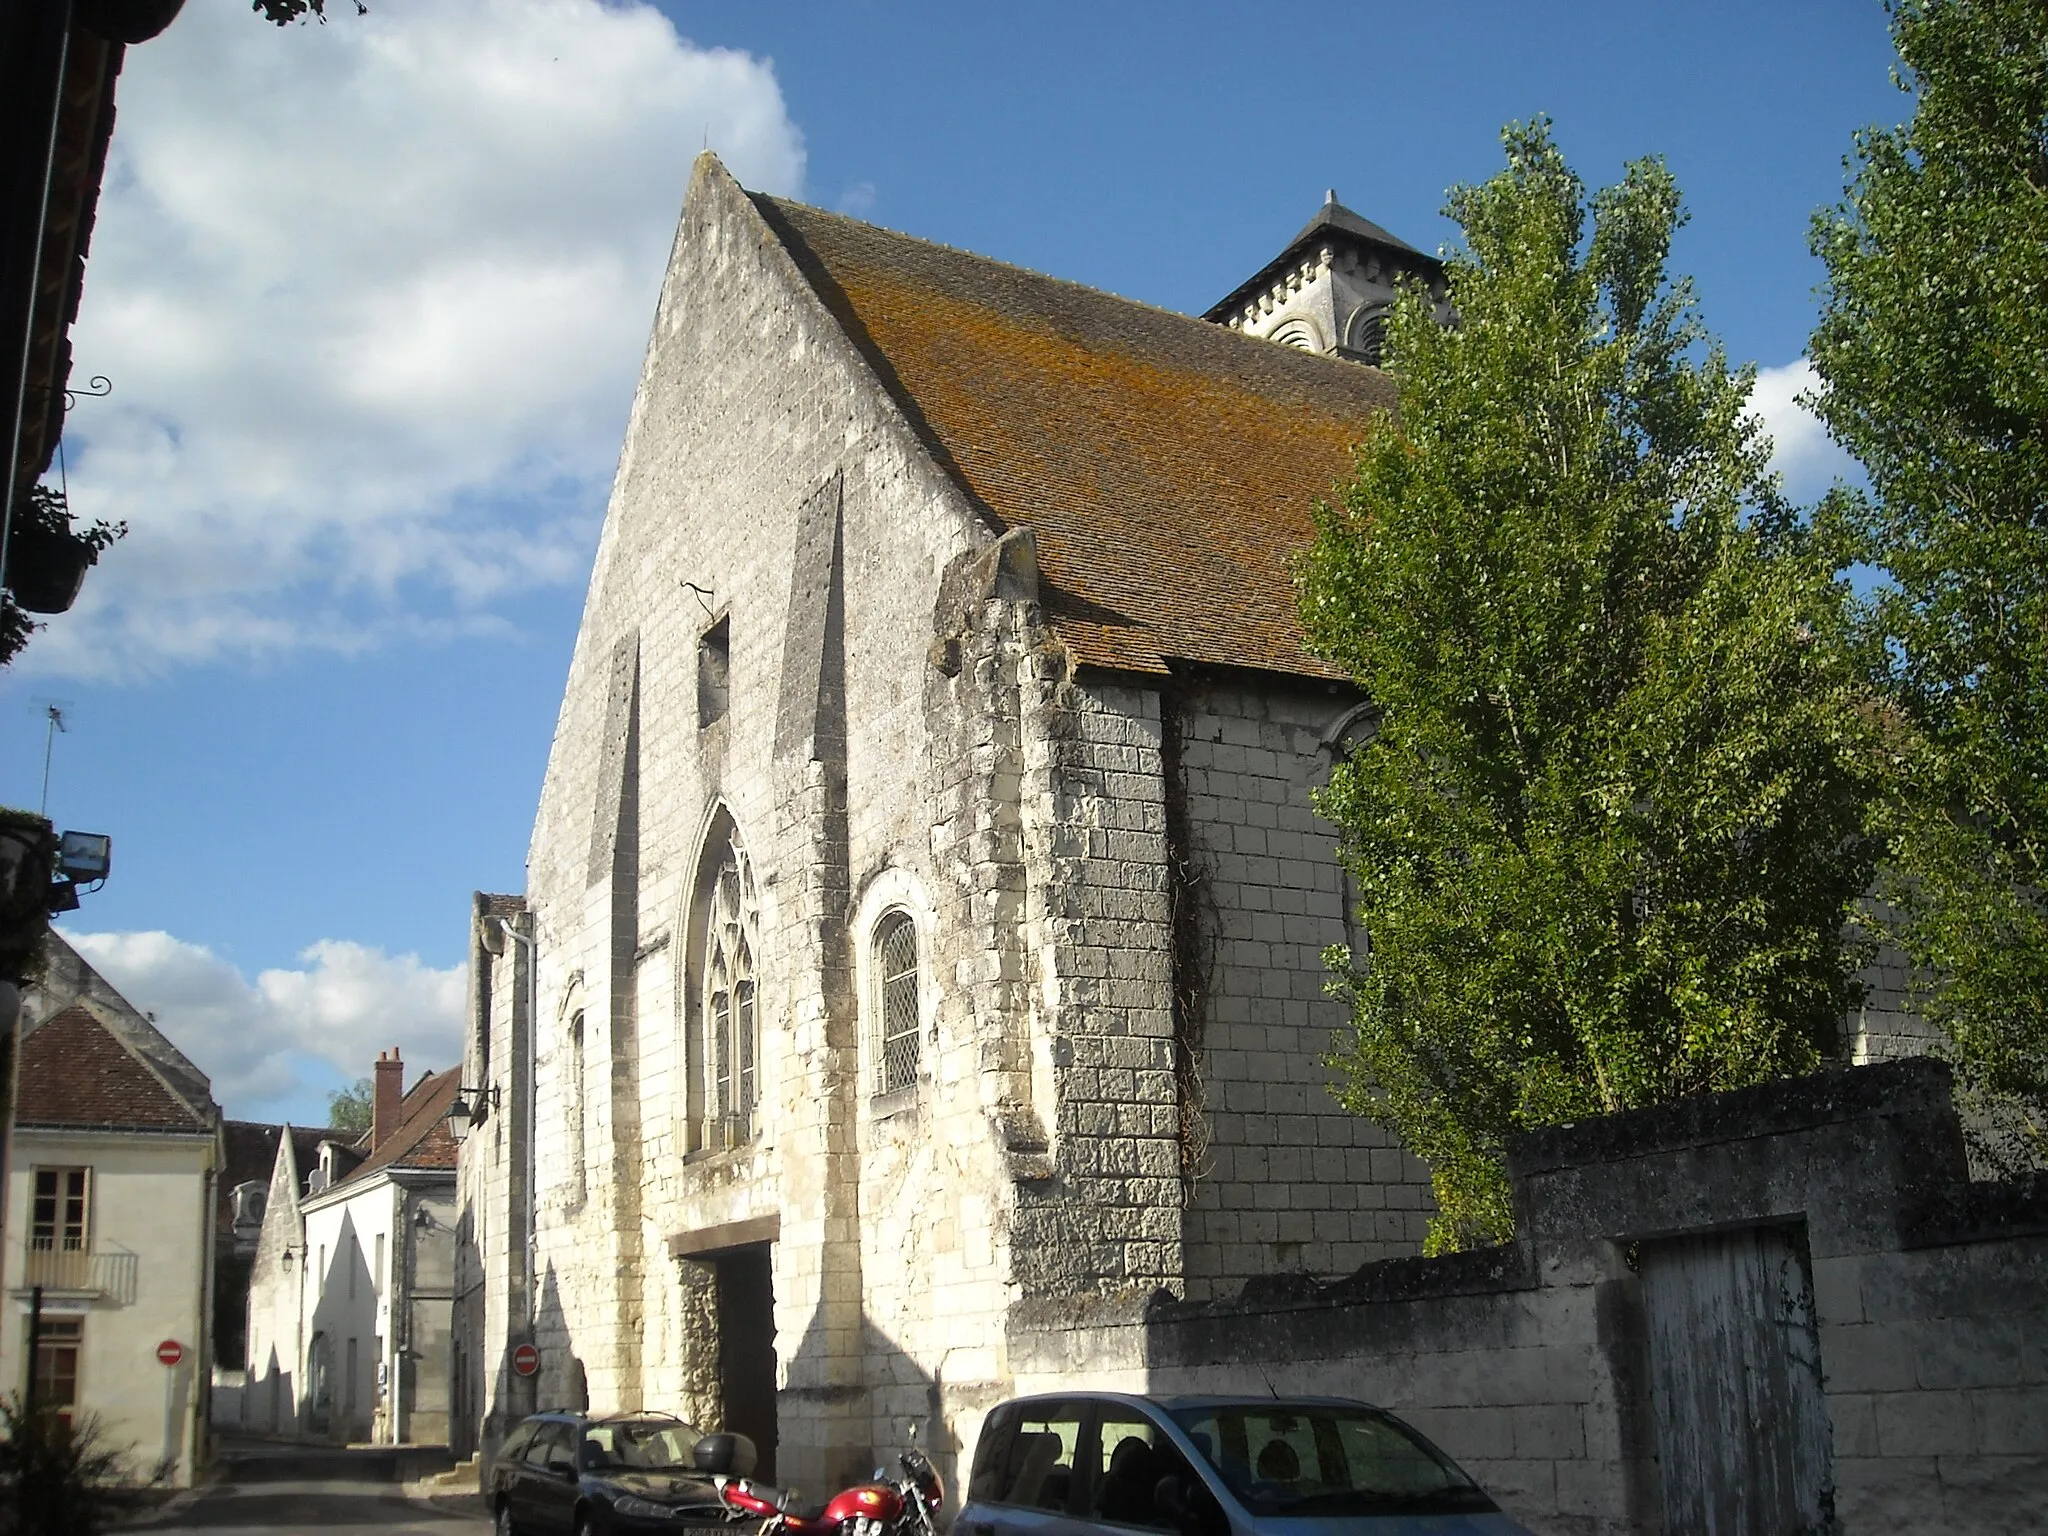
[959,1393,1534,1536]
[489,1411,743,1536]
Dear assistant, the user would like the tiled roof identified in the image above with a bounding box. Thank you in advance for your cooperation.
[326,1067,460,1192]
[755,195,1397,679]
[16,1005,211,1133]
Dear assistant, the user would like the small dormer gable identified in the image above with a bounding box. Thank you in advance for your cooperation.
[1205,191,1446,364]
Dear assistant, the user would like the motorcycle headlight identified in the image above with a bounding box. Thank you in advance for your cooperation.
[614,1495,677,1518]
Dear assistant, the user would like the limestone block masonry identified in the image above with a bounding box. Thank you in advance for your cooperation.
[458,155,1449,1495]
[1009,1060,2048,1536]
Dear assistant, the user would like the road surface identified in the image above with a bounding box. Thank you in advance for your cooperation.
[145,1441,487,1534]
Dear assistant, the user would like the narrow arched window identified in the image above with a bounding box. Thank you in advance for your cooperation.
[1322,705,1382,972]
[566,1011,587,1208]
[703,843,758,1146]
[873,911,920,1095]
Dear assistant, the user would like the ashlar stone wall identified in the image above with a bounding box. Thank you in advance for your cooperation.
[1008,1059,2048,1536]
[477,152,1447,1497]
[1172,675,1434,1299]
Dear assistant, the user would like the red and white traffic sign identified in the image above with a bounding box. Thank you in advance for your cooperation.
[510,1342,540,1378]
[156,1339,185,1368]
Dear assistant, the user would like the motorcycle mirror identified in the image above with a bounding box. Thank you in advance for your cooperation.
[694,1432,760,1478]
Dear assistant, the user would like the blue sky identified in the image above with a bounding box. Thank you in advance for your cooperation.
[1,0,1902,1121]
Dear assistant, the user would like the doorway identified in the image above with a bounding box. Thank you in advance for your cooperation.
[714,1245,778,1480]
[1639,1225,1834,1533]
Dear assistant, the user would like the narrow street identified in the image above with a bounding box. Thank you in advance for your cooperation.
[144,1441,487,1534]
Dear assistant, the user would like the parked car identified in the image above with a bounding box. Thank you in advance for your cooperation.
[489,1410,742,1536]
[959,1393,1534,1536]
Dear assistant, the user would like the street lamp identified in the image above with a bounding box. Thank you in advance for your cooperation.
[444,1084,501,1143]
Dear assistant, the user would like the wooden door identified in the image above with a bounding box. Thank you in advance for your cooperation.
[1640,1226,1834,1534]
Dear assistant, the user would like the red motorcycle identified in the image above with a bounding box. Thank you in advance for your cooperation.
[694,1433,945,1536]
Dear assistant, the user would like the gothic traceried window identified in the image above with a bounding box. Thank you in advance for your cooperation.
[872,911,920,1095]
[702,840,759,1148]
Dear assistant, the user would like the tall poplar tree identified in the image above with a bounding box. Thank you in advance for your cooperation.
[1300,122,1884,1249]
[1808,0,2048,1167]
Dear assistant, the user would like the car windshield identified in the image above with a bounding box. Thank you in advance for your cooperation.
[1166,1404,1494,1517]
[584,1420,705,1472]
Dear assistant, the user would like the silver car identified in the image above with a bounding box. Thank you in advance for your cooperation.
[958,1394,1533,1536]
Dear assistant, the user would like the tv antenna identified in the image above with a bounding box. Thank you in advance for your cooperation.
[33,698,69,816]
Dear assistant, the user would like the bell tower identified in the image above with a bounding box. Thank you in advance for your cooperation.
[1205,191,1445,364]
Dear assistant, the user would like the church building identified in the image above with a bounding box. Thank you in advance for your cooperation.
[452,154,1452,1491]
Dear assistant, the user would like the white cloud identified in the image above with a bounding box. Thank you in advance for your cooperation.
[1748,359,1863,505]
[60,928,464,1124]
[30,0,804,679]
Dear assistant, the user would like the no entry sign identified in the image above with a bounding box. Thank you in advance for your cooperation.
[156,1339,184,1367]
[510,1342,540,1378]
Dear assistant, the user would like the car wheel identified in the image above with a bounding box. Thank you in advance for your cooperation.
[574,1512,602,1536]
[495,1499,517,1536]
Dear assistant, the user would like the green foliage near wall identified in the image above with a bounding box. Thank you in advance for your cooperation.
[1808,0,2048,1170]
[0,1398,127,1534]
[1299,121,1885,1250]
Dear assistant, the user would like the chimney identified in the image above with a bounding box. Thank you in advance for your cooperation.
[373,1048,404,1149]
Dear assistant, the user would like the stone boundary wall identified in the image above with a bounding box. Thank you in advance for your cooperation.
[1004,1060,2048,1535]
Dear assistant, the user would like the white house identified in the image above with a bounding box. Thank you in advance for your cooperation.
[244,1051,459,1445]
[3,939,220,1486]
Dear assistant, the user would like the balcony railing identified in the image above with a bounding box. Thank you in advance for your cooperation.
[20,1245,138,1304]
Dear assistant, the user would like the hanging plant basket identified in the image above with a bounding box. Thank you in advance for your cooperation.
[3,521,95,614]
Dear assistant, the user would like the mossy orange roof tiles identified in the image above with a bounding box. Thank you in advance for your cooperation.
[755,197,1395,678]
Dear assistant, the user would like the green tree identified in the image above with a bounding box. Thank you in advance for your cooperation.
[1808,0,2048,1168]
[254,0,367,21]
[1299,121,1884,1250]
[327,1076,373,1132]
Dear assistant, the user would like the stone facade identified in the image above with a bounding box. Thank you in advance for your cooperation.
[452,893,537,1460]
[1009,1059,2048,1535]
[452,156,1946,1513]
[1173,676,1433,1296]
[453,158,1445,1495]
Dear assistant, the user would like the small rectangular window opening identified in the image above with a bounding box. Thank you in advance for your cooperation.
[27,1316,83,1409]
[698,616,731,727]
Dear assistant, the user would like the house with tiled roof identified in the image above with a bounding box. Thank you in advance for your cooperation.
[243,1047,458,1446]
[1,935,220,1486]
[456,155,1451,1489]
